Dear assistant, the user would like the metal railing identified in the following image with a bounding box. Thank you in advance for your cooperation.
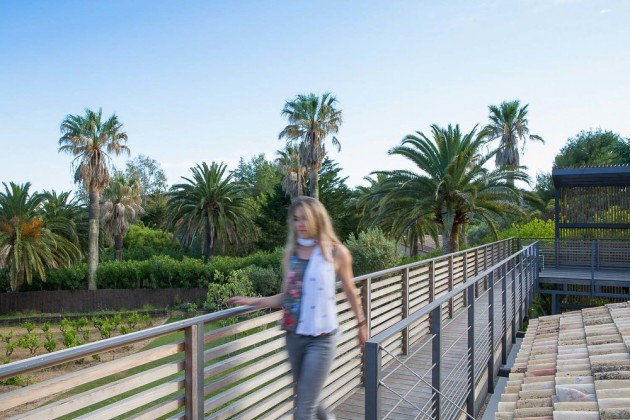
[523,238,630,270]
[0,238,517,419]
[364,243,539,420]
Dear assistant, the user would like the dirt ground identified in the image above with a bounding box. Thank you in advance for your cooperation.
[0,316,169,395]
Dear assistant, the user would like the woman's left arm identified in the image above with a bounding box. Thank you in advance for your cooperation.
[335,245,368,346]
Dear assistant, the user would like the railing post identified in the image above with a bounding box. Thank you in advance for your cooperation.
[361,278,372,384]
[511,257,517,344]
[430,305,442,418]
[467,284,476,418]
[365,341,381,420]
[185,321,205,420]
[448,255,454,319]
[463,251,468,308]
[487,271,495,394]
[519,251,525,323]
[402,267,410,355]
[361,278,372,335]
[591,240,596,296]
[429,261,435,303]
[501,262,508,365]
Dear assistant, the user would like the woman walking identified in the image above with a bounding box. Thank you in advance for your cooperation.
[228,196,368,419]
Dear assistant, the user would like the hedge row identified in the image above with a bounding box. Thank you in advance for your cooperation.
[4,249,283,292]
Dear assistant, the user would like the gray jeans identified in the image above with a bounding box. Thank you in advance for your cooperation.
[285,331,337,419]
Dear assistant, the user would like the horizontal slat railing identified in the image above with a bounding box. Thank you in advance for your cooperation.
[364,242,538,420]
[0,238,516,419]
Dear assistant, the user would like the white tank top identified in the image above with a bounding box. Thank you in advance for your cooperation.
[296,246,338,336]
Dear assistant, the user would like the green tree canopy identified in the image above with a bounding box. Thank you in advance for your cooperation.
[231,154,281,198]
[554,129,630,168]
[167,162,256,261]
[376,124,528,254]
[123,154,168,199]
[0,183,81,291]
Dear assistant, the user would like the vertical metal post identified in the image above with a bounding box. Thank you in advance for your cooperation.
[402,268,410,355]
[185,321,205,420]
[511,257,517,344]
[518,251,524,327]
[591,240,596,296]
[364,341,381,420]
[430,306,442,418]
[361,278,372,335]
[501,263,508,365]
[429,261,435,303]
[463,251,468,308]
[361,278,372,384]
[554,186,560,269]
[467,284,476,418]
[487,271,495,394]
[448,255,454,318]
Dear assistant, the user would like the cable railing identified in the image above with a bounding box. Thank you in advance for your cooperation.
[364,242,539,420]
[0,238,518,419]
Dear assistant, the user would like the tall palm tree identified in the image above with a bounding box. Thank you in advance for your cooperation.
[480,100,544,178]
[278,92,343,199]
[102,175,143,261]
[377,124,529,254]
[0,183,81,291]
[167,162,255,262]
[58,108,129,290]
[276,145,306,200]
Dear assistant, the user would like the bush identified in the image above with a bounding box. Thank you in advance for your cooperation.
[204,270,255,313]
[244,265,283,296]
[4,248,283,292]
[344,228,402,276]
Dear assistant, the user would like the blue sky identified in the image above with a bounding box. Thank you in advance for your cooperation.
[1,0,629,194]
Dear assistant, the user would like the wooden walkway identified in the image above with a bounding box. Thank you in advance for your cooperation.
[333,275,519,419]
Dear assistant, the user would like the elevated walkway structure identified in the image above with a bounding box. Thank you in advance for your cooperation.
[0,239,535,419]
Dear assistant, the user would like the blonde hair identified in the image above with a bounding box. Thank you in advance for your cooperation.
[285,196,339,261]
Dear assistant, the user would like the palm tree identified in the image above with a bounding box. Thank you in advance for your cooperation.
[102,175,143,261]
[377,124,529,254]
[357,174,440,257]
[41,190,87,247]
[0,183,81,291]
[167,162,255,262]
[480,100,544,179]
[278,92,343,199]
[276,145,306,200]
[58,108,129,290]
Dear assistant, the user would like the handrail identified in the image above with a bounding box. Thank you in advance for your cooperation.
[0,306,258,381]
[364,242,539,419]
[368,245,531,344]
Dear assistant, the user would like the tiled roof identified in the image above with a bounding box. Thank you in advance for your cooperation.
[496,301,630,420]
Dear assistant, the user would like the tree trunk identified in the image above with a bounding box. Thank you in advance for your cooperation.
[410,234,419,257]
[451,223,460,253]
[308,166,319,200]
[87,188,100,290]
[204,219,214,263]
[114,234,124,261]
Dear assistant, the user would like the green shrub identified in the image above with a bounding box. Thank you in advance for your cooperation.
[345,228,402,276]
[244,265,282,296]
[205,270,255,313]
